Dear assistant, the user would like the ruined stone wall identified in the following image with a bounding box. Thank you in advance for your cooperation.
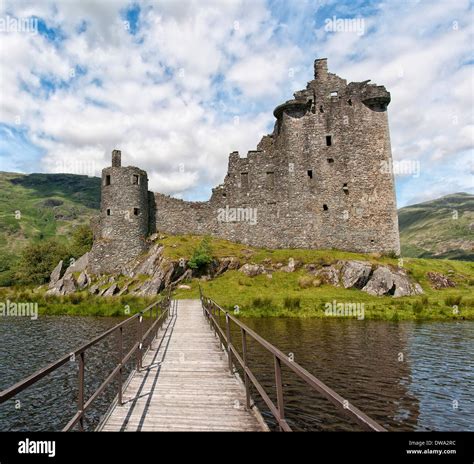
[155,58,400,254]
[89,58,400,275]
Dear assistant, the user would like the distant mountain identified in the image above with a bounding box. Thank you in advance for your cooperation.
[0,172,100,284]
[398,193,474,261]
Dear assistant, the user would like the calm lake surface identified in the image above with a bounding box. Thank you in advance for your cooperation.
[0,314,472,431]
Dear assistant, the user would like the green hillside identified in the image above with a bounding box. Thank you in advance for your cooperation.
[399,193,474,261]
[0,172,100,284]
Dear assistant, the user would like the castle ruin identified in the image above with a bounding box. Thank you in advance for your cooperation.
[89,58,400,275]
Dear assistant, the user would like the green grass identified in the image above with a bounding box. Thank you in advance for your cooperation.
[0,286,157,317]
[165,234,474,321]
[173,269,474,320]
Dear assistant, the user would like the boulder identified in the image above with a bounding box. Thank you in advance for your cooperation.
[313,265,340,286]
[77,271,89,289]
[362,266,423,297]
[340,261,372,289]
[128,244,164,277]
[239,263,264,277]
[103,283,119,297]
[281,258,301,273]
[135,276,163,296]
[64,253,89,277]
[48,260,63,289]
[61,274,77,295]
[215,257,240,276]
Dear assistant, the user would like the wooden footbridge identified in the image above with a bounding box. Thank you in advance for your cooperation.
[0,290,385,432]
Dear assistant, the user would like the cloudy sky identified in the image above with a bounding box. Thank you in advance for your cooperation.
[0,0,472,207]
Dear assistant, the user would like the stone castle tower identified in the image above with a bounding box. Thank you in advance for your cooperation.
[89,150,153,274]
[90,58,400,275]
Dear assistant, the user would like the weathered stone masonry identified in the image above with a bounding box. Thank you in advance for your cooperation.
[90,58,400,274]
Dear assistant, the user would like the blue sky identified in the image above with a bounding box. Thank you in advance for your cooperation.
[0,0,472,207]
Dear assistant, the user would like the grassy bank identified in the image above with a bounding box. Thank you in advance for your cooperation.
[174,270,474,321]
[0,287,156,317]
[167,234,474,321]
[0,234,473,321]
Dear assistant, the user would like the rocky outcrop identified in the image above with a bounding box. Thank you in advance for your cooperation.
[427,272,456,289]
[48,260,63,289]
[239,263,265,277]
[340,260,372,289]
[311,265,340,286]
[64,253,89,277]
[44,241,425,299]
[362,266,423,297]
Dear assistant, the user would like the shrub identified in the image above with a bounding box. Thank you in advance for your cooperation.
[67,293,84,305]
[283,297,301,309]
[15,240,72,285]
[252,297,273,308]
[298,276,313,289]
[187,237,213,271]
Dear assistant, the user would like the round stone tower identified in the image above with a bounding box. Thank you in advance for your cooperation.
[89,150,150,274]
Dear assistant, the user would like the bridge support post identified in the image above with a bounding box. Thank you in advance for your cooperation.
[241,329,251,410]
[274,356,285,431]
[225,313,233,373]
[78,352,85,431]
[118,326,123,405]
[136,315,143,371]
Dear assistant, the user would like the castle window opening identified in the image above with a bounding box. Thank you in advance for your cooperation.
[307,170,313,179]
[343,183,349,194]
[240,172,249,189]
[105,175,111,186]
[326,135,332,146]
[132,174,140,185]
[266,171,274,189]
[323,204,328,211]
[327,158,334,164]
[330,91,338,97]
[106,209,111,216]
[319,105,324,113]
[348,99,352,106]
[133,208,140,216]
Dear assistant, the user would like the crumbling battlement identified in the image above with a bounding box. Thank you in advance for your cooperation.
[90,58,400,274]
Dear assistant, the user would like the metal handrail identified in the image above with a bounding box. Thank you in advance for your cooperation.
[199,286,386,432]
[0,288,172,431]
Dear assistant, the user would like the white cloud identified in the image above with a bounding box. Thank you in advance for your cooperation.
[0,0,472,207]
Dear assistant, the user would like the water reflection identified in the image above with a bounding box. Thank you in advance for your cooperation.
[0,315,472,431]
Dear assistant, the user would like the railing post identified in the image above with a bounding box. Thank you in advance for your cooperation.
[137,314,143,371]
[274,355,285,430]
[78,352,85,431]
[225,313,233,373]
[118,327,123,406]
[241,328,251,410]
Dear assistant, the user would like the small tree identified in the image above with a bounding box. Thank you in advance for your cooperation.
[16,240,71,285]
[187,237,213,271]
